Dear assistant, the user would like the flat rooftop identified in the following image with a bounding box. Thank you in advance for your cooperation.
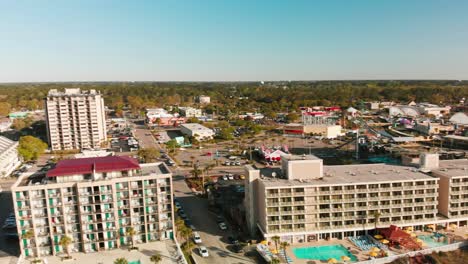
[282,154,321,161]
[180,123,212,131]
[434,159,468,178]
[259,163,435,187]
[16,162,170,188]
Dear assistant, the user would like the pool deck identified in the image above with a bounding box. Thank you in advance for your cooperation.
[280,226,468,263]
[19,240,181,264]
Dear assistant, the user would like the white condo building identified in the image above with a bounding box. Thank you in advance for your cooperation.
[0,136,21,177]
[45,88,107,151]
[11,156,174,258]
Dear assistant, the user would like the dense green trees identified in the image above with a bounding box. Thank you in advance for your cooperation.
[18,136,48,161]
[137,147,160,163]
[0,81,466,117]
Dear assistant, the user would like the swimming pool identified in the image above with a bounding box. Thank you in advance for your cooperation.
[128,261,141,264]
[293,244,357,261]
[418,234,448,248]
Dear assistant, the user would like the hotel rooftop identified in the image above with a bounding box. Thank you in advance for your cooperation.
[433,159,468,178]
[259,162,434,187]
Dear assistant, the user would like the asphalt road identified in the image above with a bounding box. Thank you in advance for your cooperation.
[172,174,255,264]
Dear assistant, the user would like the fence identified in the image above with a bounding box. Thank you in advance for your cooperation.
[357,240,468,264]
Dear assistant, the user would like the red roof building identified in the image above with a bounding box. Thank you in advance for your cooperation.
[47,156,140,177]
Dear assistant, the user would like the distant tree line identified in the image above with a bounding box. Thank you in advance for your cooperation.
[0,81,467,117]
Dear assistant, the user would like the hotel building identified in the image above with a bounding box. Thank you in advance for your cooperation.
[45,88,107,151]
[11,156,174,258]
[245,155,441,243]
[432,159,468,226]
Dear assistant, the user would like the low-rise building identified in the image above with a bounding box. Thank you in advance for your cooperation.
[11,156,174,257]
[197,95,210,104]
[244,154,440,243]
[180,123,214,140]
[283,124,342,138]
[179,107,203,118]
[146,108,186,127]
[0,117,12,132]
[413,121,454,135]
[0,136,21,177]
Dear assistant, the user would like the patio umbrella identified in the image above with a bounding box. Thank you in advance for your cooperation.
[450,224,457,229]
[374,234,383,239]
[404,230,412,234]
[370,247,380,252]
[328,258,338,263]
[406,227,413,231]
[341,256,351,262]
[260,240,268,245]
[427,224,435,229]
[410,233,417,237]
[415,238,423,244]
[380,239,390,244]
[369,251,378,257]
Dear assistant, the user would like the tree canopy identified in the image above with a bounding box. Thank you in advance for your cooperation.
[18,136,48,161]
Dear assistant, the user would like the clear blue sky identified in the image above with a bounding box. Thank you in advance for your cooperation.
[1,0,468,82]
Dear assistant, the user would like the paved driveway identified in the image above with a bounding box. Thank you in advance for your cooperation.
[172,173,255,264]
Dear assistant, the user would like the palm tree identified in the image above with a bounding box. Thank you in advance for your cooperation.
[114,257,128,264]
[150,253,162,264]
[59,235,73,258]
[180,226,193,242]
[202,164,215,193]
[271,235,280,252]
[126,227,137,249]
[181,240,195,254]
[280,241,290,254]
[270,258,281,264]
[374,211,381,230]
[175,218,185,239]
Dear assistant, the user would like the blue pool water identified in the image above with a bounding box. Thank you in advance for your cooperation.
[129,261,141,264]
[418,235,448,248]
[293,244,357,261]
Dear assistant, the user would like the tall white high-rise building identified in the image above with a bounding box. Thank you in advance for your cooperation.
[45,88,107,151]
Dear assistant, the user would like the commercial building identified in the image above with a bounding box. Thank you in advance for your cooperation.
[11,156,174,257]
[180,123,215,140]
[0,136,21,177]
[283,124,342,139]
[145,108,186,127]
[45,88,107,151]
[179,107,203,118]
[244,154,440,243]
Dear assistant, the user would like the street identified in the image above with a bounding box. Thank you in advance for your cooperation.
[172,174,255,264]
[132,121,257,263]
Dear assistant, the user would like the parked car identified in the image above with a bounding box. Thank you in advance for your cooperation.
[218,222,227,230]
[222,175,228,181]
[193,232,202,244]
[235,161,241,166]
[198,246,209,257]
[227,174,234,180]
